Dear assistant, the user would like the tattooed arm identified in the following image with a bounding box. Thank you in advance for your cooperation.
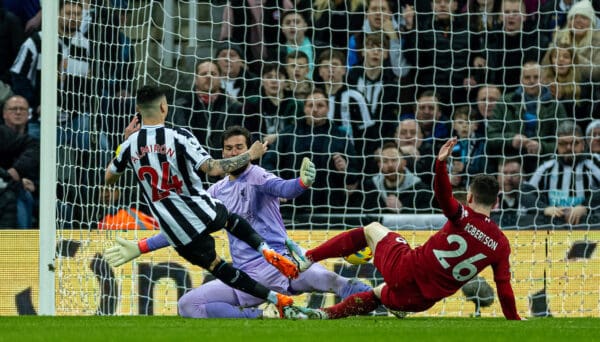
[198,140,268,176]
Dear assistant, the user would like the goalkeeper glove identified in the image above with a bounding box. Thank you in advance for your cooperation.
[299,157,316,188]
[104,236,143,267]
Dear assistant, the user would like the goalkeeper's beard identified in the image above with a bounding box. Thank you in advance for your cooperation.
[229,164,250,176]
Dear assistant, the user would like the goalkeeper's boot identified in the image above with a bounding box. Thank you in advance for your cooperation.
[275,293,296,319]
[282,306,310,320]
[285,238,313,272]
[293,306,328,320]
[263,249,299,279]
[258,303,280,319]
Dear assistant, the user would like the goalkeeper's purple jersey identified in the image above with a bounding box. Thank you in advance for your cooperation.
[208,165,305,267]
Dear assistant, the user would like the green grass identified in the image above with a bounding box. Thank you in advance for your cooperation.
[0,316,597,342]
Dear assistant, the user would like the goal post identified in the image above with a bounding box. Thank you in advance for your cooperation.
[38,0,59,316]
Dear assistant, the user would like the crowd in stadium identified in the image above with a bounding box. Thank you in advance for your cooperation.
[1,0,600,229]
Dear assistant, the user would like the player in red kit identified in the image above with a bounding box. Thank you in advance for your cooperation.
[286,137,522,320]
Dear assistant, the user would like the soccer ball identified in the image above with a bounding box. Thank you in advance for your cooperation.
[343,246,373,265]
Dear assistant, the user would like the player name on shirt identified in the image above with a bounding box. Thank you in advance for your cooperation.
[131,144,175,163]
[463,223,499,251]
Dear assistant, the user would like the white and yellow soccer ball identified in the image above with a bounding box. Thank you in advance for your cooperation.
[343,246,373,265]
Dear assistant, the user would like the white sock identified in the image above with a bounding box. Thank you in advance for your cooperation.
[257,242,271,253]
[267,291,278,304]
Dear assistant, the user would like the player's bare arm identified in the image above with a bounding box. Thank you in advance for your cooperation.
[200,140,268,176]
[437,137,457,161]
[104,167,121,185]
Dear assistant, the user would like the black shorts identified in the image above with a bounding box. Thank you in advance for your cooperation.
[175,202,229,268]
[175,232,217,269]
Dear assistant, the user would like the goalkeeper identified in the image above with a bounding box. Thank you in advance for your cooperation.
[105,126,371,318]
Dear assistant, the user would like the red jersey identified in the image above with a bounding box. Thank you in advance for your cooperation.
[406,160,520,319]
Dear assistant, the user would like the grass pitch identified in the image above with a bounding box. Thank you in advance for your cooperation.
[0,316,597,342]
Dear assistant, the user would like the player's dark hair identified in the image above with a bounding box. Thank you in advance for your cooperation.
[222,125,251,148]
[136,85,166,108]
[470,174,499,207]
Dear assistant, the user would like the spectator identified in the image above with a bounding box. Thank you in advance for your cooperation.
[448,106,488,190]
[0,5,23,104]
[261,88,360,212]
[586,119,600,154]
[243,63,304,144]
[460,0,502,87]
[540,0,600,43]
[355,141,433,214]
[552,0,600,83]
[347,0,410,80]
[9,22,41,121]
[84,0,133,88]
[0,124,39,228]
[312,0,365,50]
[214,43,260,104]
[2,95,38,228]
[394,118,436,187]
[528,120,600,226]
[487,61,567,175]
[414,90,451,146]
[473,84,502,137]
[278,9,315,79]
[2,95,31,136]
[284,51,314,99]
[404,0,484,106]
[168,60,243,159]
[484,0,544,94]
[539,0,573,36]
[462,0,502,35]
[317,49,376,163]
[347,33,401,173]
[492,157,543,228]
[541,42,595,129]
[2,0,40,34]
[219,0,293,74]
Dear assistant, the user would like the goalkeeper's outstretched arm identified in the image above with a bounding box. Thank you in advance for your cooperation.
[104,233,170,267]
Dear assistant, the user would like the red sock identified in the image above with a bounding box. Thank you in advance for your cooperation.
[306,227,366,262]
[323,290,380,319]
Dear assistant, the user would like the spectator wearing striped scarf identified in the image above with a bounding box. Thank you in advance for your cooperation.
[527,120,600,226]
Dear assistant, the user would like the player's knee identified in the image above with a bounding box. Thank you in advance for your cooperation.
[178,292,208,318]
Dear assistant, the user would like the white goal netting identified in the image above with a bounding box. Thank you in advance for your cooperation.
[8,0,598,317]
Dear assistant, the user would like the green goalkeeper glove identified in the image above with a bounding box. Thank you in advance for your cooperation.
[104,237,142,267]
[299,157,316,188]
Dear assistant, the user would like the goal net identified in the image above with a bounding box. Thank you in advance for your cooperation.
[17,0,599,318]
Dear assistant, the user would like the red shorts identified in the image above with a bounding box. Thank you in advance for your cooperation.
[373,232,436,312]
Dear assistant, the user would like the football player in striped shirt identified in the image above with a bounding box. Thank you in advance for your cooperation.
[104,85,298,317]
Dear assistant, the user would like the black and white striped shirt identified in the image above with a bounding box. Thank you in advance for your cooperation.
[110,125,220,246]
[527,155,600,207]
